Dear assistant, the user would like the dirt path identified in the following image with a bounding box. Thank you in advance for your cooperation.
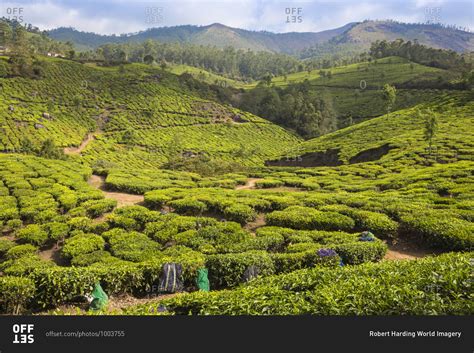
[244,213,266,235]
[384,238,440,260]
[64,133,95,155]
[63,109,111,155]
[37,246,66,265]
[88,175,144,208]
[235,178,263,190]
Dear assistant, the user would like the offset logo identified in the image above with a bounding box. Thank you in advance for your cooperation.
[12,324,34,344]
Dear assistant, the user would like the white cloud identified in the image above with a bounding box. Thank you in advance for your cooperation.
[1,0,471,34]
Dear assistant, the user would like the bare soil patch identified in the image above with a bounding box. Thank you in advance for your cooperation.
[87,175,144,208]
[64,133,95,155]
[235,178,263,190]
[244,213,266,235]
[384,237,441,260]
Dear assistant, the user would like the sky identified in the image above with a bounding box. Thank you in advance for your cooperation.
[1,0,473,35]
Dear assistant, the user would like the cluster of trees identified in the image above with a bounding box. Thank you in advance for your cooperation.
[0,19,74,56]
[78,40,302,81]
[17,138,65,160]
[369,39,471,71]
[0,19,74,77]
[239,81,337,139]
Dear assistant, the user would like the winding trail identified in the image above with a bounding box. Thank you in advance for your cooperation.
[235,178,262,190]
[64,133,96,155]
[88,175,144,208]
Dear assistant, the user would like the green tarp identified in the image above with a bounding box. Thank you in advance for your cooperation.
[196,268,210,292]
[89,282,108,311]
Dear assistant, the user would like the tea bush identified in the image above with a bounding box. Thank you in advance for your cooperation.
[266,206,355,231]
[17,224,49,246]
[61,233,105,260]
[135,252,473,315]
[0,276,36,314]
[206,251,275,288]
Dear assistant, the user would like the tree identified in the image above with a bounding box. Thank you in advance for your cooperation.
[261,73,272,86]
[0,20,12,48]
[423,109,438,155]
[381,84,396,113]
[144,54,154,65]
[39,138,63,159]
[19,137,35,154]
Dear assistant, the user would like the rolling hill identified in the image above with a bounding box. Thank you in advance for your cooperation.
[0,56,301,170]
[48,21,474,54]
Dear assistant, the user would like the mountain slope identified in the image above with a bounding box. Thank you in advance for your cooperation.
[47,21,474,54]
[333,20,474,53]
[48,23,355,53]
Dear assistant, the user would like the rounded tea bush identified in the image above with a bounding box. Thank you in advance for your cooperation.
[266,206,355,231]
[61,233,105,260]
[17,224,48,245]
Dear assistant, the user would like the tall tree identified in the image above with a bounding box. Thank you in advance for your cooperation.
[381,84,397,114]
[423,109,438,155]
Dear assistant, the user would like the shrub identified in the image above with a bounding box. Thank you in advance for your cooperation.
[67,217,93,232]
[6,244,38,260]
[223,204,257,224]
[71,250,119,267]
[144,191,172,209]
[61,233,105,260]
[0,276,36,314]
[169,198,207,215]
[266,206,355,231]
[271,250,340,273]
[17,224,49,245]
[334,241,387,264]
[399,214,474,250]
[206,251,275,288]
[108,231,161,262]
[1,254,55,276]
[81,199,117,218]
[151,252,473,315]
[255,179,284,188]
[0,238,16,257]
[322,205,398,238]
[58,193,78,211]
[107,214,140,231]
[43,222,69,242]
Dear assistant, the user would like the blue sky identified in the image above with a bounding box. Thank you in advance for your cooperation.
[2,0,473,34]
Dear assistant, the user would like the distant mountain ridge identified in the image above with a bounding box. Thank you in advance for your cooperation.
[47,20,474,54]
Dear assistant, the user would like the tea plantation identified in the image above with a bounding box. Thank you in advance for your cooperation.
[0,54,472,316]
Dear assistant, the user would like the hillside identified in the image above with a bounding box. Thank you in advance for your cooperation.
[0,55,472,317]
[47,21,474,54]
[336,20,474,53]
[0,56,301,170]
[47,23,355,53]
[237,56,461,132]
[266,91,474,167]
[301,20,474,60]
